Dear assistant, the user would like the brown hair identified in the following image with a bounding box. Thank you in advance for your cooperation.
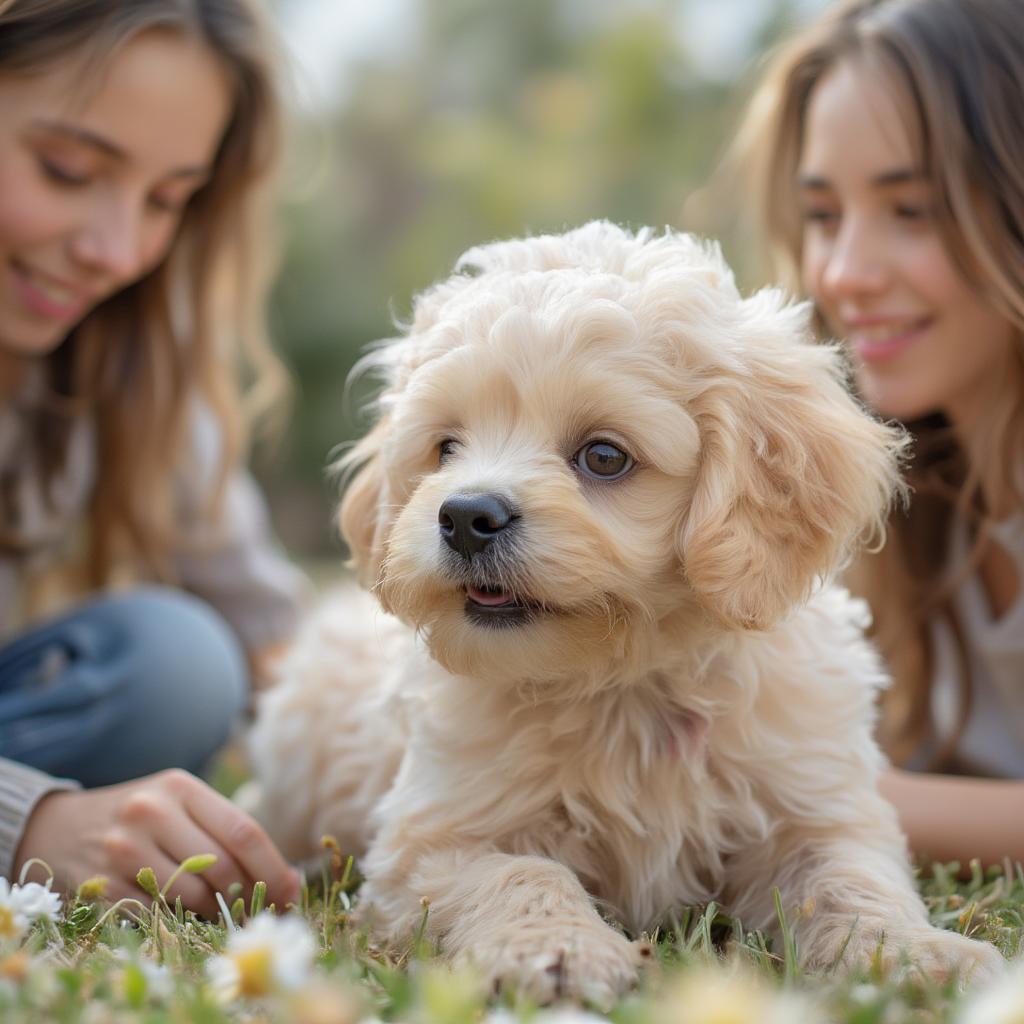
[0,0,289,583]
[738,0,1024,765]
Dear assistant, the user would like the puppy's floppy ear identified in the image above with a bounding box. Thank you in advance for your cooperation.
[336,419,391,587]
[676,290,907,631]
[334,259,482,587]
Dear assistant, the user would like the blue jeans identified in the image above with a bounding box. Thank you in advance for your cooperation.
[0,587,248,787]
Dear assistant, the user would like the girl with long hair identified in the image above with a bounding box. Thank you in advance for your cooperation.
[0,0,306,913]
[740,0,1024,864]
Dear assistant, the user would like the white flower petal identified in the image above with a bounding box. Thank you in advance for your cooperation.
[958,959,1024,1024]
[205,954,241,1004]
[11,881,62,922]
[212,912,317,998]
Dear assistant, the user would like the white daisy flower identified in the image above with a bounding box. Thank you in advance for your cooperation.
[138,958,173,999]
[206,911,317,1002]
[0,879,29,941]
[957,958,1024,1024]
[11,880,62,923]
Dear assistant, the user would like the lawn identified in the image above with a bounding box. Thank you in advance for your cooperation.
[2,848,1023,1024]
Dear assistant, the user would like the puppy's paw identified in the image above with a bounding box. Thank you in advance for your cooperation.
[810,922,1003,986]
[460,920,644,1008]
[885,928,1004,986]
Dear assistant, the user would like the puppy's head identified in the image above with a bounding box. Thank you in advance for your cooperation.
[339,222,905,684]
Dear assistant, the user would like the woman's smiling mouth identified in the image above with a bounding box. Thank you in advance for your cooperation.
[10,260,92,322]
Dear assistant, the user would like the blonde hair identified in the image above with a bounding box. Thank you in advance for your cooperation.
[738,0,1024,766]
[0,0,289,583]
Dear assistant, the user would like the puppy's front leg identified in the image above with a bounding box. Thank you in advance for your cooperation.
[362,847,643,1006]
[729,823,1003,983]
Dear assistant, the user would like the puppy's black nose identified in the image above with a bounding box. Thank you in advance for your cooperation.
[438,493,514,557]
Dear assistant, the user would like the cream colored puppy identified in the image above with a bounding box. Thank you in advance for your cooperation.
[251,223,1001,1003]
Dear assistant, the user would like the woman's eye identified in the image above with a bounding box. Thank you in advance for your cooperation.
[574,441,633,480]
[438,439,459,464]
[148,194,188,214]
[802,207,838,226]
[894,204,928,221]
[39,158,88,187]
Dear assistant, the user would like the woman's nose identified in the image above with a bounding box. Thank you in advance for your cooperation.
[820,217,888,299]
[69,197,147,284]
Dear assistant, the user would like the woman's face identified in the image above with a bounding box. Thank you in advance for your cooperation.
[798,58,1016,430]
[0,29,232,359]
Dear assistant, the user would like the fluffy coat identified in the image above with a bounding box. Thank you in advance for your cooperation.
[251,223,1001,1003]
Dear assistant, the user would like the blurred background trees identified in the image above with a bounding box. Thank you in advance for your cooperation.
[263,0,823,560]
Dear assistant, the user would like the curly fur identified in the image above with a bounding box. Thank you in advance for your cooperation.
[250,223,1001,1004]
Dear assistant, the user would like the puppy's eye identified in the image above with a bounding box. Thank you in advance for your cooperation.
[438,439,459,465]
[574,441,633,480]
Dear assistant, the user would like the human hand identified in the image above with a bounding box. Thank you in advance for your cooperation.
[13,769,300,917]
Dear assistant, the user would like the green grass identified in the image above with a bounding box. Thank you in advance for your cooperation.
[2,853,1023,1024]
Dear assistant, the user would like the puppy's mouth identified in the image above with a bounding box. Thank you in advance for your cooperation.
[464,584,541,628]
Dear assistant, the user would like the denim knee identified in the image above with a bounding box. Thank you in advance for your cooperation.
[85,586,250,781]
[0,586,249,786]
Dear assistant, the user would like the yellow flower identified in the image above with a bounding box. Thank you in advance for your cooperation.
[232,945,275,998]
[0,951,30,983]
[0,906,24,941]
[658,965,820,1024]
[206,912,316,1003]
[76,876,109,902]
[287,979,365,1024]
[0,880,29,941]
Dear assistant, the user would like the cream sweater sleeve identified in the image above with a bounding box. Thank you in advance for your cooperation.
[0,758,80,878]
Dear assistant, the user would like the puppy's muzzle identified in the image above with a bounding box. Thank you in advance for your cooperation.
[438,492,515,559]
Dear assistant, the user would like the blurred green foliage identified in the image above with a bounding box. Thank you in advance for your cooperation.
[261,0,810,557]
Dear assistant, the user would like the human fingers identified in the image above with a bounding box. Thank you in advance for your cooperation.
[147,810,250,906]
[105,843,209,909]
[105,788,237,916]
[91,829,214,913]
[16,782,231,917]
[156,770,300,908]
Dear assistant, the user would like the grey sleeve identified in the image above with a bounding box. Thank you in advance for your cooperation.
[171,405,312,657]
[0,758,80,878]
